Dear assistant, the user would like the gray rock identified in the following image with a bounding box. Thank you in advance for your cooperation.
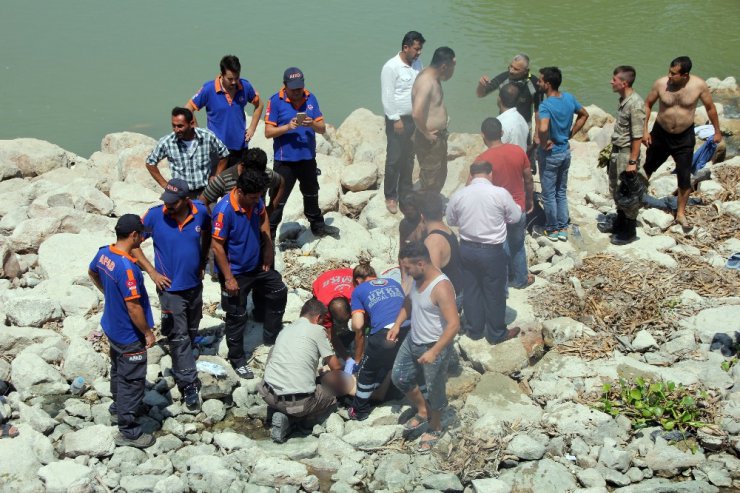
[213,431,257,452]
[63,424,116,458]
[577,468,606,488]
[340,162,377,192]
[37,461,93,493]
[138,455,174,476]
[458,335,528,374]
[257,435,318,460]
[250,457,308,487]
[542,317,596,346]
[14,424,55,464]
[423,472,464,492]
[170,444,217,473]
[154,475,188,493]
[612,478,719,492]
[470,478,511,493]
[644,437,706,477]
[5,295,63,327]
[340,190,377,217]
[631,330,658,352]
[370,453,412,491]
[328,481,357,493]
[18,402,57,434]
[681,305,740,344]
[61,339,108,382]
[342,424,401,449]
[148,434,184,457]
[0,358,10,381]
[625,467,644,483]
[616,353,698,386]
[602,468,631,487]
[506,433,546,460]
[121,474,168,493]
[542,401,622,445]
[11,352,69,398]
[661,330,697,355]
[301,474,321,493]
[598,440,633,472]
[197,356,239,399]
[201,398,226,423]
[500,458,577,492]
[331,459,364,486]
[463,372,543,435]
[185,455,237,493]
[0,326,63,357]
[324,412,345,437]
[64,398,92,420]
[0,438,42,486]
[317,433,365,462]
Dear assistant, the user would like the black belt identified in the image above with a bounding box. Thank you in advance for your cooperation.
[264,382,311,401]
[460,239,504,249]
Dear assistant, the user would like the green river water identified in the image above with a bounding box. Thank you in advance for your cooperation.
[2,0,738,157]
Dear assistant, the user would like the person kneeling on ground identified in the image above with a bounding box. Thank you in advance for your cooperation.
[259,298,350,443]
[311,267,356,361]
[347,261,409,421]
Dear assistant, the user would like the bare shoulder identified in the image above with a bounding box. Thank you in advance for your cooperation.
[431,276,455,301]
[688,74,709,92]
[653,76,668,90]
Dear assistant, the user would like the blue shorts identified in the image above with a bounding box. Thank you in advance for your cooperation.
[391,336,452,411]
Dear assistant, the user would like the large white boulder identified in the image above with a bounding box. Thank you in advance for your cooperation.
[38,461,94,493]
[63,424,116,458]
[38,232,108,282]
[0,438,43,490]
[339,190,377,217]
[340,162,377,192]
[101,131,156,154]
[62,338,108,381]
[0,158,22,181]
[0,138,83,177]
[0,326,63,357]
[334,108,385,162]
[0,178,33,216]
[110,180,161,217]
[4,294,63,327]
[9,216,62,253]
[34,279,99,317]
[11,352,69,398]
[576,105,615,138]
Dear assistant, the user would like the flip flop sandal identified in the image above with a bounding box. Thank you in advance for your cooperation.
[402,413,429,433]
[726,253,740,271]
[1,423,19,439]
[417,430,442,454]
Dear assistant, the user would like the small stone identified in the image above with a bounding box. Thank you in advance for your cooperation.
[631,330,658,352]
[201,399,226,423]
[471,477,512,493]
[577,468,606,488]
[423,472,464,492]
[506,434,546,460]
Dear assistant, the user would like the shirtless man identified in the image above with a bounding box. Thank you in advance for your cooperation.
[643,56,722,229]
[412,47,456,194]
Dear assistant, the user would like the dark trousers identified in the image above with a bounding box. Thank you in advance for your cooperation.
[220,270,287,367]
[269,159,324,237]
[109,339,147,439]
[383,116,416,201]
[159,286,202,390]
[459,240,509,342]
[352,327,407,417]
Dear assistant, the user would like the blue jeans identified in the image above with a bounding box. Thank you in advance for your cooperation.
[504,212,528,288]
[459,241,508,342]
[539,149,571,231]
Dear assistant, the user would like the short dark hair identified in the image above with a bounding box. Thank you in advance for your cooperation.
[399,241,431,262]
[236,168,267,194]
[539,67,562,90]
[481,117,503,141]
[244,148,268,172]
[419,192,446,221]
[402,31,425,49]
[670,56,692,75]
[301,298,328,319]
[499,83,520,109]
[470,161,493,175]
[430,47,455,68]
[614,65,637,87]
[220,55,241,75]
[328,297,351,323]
[171,107,194,122]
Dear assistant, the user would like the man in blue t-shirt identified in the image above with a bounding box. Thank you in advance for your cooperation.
[536,67,589,241]
[88,214,156,449]
[211,169,287,379]
[133,178,211,410]
[264,67,339,239]
[347,264,408,420]
[187,55,264,168]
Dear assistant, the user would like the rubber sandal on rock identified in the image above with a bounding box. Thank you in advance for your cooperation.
[417,430,442,453]
[1,423,19,439]
[402,413,429,433]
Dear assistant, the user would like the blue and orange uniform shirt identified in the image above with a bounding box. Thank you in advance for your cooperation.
[265,88,323,162]
[211,189,265,275]
[190,77,259,151]
[312,268,354,331]
[89,245,154,345]
[351,277,406,335]
[141,199,211,292]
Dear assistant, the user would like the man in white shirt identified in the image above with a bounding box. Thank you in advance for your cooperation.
[381,31,425,214]
[447,161,522,345]
[497,84,529,152]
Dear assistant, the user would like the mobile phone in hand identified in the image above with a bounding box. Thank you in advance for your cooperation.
[295,112,307,124]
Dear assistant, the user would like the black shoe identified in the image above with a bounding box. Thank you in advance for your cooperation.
[311,224,340,237]
[271,412,290,443]
[611,218,637,245]
[233,365,255,379]
[183,384,200,410]
[348,407,369,421]
[114,432,155,449]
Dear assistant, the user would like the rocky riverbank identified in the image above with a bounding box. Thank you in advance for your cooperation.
[0,76,738,493]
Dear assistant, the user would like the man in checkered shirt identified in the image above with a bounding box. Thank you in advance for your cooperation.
[146,107,230,198]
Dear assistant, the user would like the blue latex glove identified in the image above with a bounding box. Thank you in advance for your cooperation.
[343,358,357,375]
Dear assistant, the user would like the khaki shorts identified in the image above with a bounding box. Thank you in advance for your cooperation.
[259,380,337,420]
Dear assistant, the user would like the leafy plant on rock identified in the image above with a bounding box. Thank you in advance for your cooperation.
[598,377,710,432]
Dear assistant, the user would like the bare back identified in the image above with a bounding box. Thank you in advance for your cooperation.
[412,68,448,132]
[651,75,708,133]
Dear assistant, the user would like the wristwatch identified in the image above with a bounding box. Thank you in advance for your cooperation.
[628,159,639,165]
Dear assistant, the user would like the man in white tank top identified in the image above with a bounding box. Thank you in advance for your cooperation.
[387,242,460,453]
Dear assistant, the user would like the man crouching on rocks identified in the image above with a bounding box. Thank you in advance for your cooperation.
[259,298,349,443]
[388,241,460,453]
[88,215,156,449]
